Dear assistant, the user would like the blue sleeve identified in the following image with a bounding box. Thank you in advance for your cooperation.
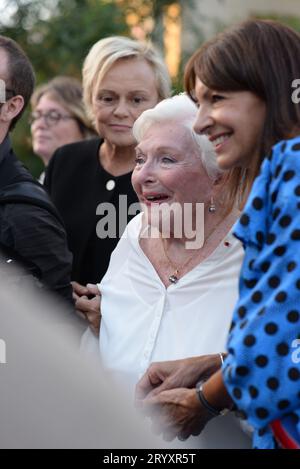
[223,137,300,435]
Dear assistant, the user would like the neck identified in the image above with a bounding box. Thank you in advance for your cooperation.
[100,140,136,175]
[0,126,9,145]
[161,207,238,252]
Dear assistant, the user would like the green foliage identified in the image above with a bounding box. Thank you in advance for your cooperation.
[254,13,300,33]
[0,0,131,176]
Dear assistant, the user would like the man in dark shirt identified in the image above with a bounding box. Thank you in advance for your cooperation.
[0,35,73,304]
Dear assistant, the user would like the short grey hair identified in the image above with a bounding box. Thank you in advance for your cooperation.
[83,36,171,123]
[133,93,221,181]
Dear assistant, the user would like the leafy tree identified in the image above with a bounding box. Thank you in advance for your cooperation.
[0,0,130,176]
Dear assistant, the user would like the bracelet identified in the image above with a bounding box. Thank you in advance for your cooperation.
[219,352,225,366]
[196,382,230,417]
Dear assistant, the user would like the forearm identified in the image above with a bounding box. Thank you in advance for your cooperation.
[201,369,234,411]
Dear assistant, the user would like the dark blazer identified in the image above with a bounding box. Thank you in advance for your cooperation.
[44,138,139,285]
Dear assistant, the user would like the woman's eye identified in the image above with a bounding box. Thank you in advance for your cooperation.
[189,94,199,107]
[161,156,175,164]
[98,95,114,103]
[212,94,224,103]
[135,156,145,165]
[132,97,144,104]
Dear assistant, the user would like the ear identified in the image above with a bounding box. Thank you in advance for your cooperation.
[0,95,24,124]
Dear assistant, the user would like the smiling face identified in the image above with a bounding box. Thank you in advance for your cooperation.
[31,93,83,165]
[192,77,266,170]
[132,121,213,230]
[91,57,159,148]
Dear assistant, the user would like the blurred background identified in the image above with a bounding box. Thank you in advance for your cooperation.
[1,0,300,177]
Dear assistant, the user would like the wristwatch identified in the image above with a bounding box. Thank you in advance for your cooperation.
[196,381,231,417]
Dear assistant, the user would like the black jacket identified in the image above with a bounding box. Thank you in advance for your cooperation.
[0,136,73,303]
[45,138,140,285]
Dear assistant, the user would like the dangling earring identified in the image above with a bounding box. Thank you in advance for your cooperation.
[208,196,216,213]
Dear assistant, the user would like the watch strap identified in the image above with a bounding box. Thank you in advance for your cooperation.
[196,382,230,417]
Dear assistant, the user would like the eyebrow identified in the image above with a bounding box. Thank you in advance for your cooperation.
[154,146,177,153]
[97,89,150,95]
[135,145,144,152]
[195,87,212,100]
[136,145,177,154]
[35,108,62,113]
[127,90,150,95]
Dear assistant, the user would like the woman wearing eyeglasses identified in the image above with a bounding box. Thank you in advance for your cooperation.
[30,76,95,182]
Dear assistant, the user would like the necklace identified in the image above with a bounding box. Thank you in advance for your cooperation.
[161,214,229,284]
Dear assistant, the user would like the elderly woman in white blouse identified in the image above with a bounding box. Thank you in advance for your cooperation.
[79,94,250,448]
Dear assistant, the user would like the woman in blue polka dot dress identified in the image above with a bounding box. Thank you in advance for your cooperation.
[136,19,300,449]
[224,138,300,448]
[188,20,300,448]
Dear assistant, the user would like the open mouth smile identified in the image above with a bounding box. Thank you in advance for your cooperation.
[142,193,171,205]
[209,133,232,151]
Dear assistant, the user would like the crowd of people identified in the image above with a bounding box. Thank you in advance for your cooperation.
[0,17,299,449]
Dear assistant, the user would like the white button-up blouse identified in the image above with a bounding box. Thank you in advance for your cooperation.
[99,213,244,385]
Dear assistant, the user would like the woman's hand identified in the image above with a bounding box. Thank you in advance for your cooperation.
[71,281,90,301]
[141,387,213,441]
[139,369,233,442]
[74,283,101,335]
[135,354,222,403]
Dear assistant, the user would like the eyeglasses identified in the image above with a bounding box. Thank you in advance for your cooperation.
[29,110,75,127]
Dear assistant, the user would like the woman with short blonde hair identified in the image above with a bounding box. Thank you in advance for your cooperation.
[82,36,171,125]
[45,36,171,295]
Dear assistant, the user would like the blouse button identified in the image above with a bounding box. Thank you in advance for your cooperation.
[106,179,116,191]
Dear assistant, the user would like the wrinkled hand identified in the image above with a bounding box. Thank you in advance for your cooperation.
[135,355,222,403]
[141,387,213,441]
[74,283,101,335]
[72,281,90,301]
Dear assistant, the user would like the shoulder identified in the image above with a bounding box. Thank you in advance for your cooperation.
[49,138,102,169]
[234,136,300,246]
[45,138,102,189]
[100,213,143,284]
[3,202,65,235]
[270,135,300,172]
[111,213,142,253]
[123,212,143,238]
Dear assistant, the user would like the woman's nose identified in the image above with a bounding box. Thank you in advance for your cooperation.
[32,115,47,130]
[135,161,157,185]
[113,99,129,118]
[193,106,214,135]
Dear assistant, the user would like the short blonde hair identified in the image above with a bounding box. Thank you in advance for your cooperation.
[82,36,171,122]
[31,76,96,139]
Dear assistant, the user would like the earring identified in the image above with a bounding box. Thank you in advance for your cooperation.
[208,197,216,213]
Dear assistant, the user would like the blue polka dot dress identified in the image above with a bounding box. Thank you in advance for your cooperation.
[223,136,300,449]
